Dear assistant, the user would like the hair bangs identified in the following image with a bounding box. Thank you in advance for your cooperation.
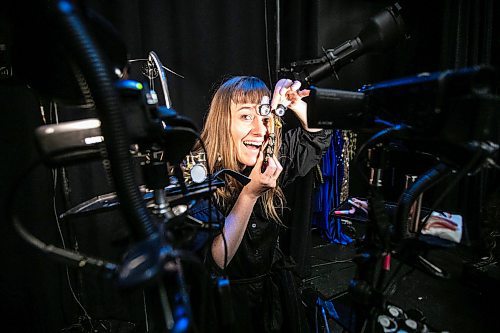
[229,77,270,105]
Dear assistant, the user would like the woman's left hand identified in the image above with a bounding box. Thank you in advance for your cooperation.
[271,79,307,111]
[271,79,320,132]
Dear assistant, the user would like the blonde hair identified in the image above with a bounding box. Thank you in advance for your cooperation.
[198,76,286,224]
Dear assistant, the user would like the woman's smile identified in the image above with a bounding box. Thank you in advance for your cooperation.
[231,101,269,167]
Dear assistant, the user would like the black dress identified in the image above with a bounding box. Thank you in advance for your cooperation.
[190,128,332,332]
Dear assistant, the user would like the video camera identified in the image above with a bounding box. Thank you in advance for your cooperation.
[283,3,499,332]
[307,66,500,168]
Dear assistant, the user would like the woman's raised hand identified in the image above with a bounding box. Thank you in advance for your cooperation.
[270,79,309,113]
[242,151,283,199]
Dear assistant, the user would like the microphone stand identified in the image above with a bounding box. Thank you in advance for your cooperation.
[148,51,173,109]
[137,51,194,333]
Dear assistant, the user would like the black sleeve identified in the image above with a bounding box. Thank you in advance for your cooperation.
[190,199,225,225]
[279,128,333,188]
[189,199,225,276]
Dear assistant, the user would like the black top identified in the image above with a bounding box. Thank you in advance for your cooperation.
[189,127,332,332]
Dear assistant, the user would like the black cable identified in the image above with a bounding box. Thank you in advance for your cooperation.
[396,163,451,240]
[377,150,484,302]
[263,0,273,89]
[191,136,234,333]
[381,260,404,295]
[353,124,411,184]
[55,0,156,240]
[52,166,95,328]
[351,124,413,294]
[7,158,118,276]
[417,149,484,235]
[311,258,353,268]
[190,132,229,272]
[275,0,281,82]
[195,138,224,270]
[382,263,415,297]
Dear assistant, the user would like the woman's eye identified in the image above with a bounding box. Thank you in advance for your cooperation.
[242,114,254,121]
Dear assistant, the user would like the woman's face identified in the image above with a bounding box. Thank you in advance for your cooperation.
[230,100,269,168]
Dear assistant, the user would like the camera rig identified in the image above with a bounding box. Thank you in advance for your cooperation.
[305,65,499,333]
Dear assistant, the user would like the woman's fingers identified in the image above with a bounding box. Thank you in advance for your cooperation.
[263,155,282,180]
[254,151,264,169]
[262,154,277,177]
[256,154,281,186]
[271,79,293,109]
[246,153,282,197]
[272,80,306,109]
[290,80,301,92]
[298,89,310,97]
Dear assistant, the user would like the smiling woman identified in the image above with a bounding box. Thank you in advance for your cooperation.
[199,77,286,225]
[231,100,269,167]
[190,76,333,332]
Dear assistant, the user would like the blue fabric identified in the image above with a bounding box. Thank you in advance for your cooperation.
[312,131,353,245]
[316,297,339,320]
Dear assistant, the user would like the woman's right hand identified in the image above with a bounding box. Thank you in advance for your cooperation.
[242,151,283,199]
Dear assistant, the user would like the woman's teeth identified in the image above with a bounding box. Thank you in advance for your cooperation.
[243,141,262,149]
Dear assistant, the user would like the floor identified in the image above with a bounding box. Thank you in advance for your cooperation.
[304,223,500,333]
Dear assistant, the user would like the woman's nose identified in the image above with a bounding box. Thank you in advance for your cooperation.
[251,117,267,136]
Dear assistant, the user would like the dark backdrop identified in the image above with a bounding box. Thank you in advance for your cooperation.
[1,0,498,332]
[87,0,279,129]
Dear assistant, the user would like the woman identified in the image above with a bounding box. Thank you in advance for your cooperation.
[191,76,332,332]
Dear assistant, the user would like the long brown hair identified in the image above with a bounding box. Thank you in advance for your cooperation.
[198,76,286,223]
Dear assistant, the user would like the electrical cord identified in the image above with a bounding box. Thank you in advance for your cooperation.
[8,158,118,275]
[47,100,95,329]
[10,155,210,332]
[382,261,415,298]
[56,0,157,241]
[275,0,281,82]
[53,167,95,331]
[311,258,354,268]
[417,149,484,235]
[353,124,411,184]
[381,260,404,295]
[190,134,229,272]
[486,231,500,262]
[197,139,228,271]
[264,0,273,89]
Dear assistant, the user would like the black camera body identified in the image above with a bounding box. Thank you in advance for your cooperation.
[308,66,500,167]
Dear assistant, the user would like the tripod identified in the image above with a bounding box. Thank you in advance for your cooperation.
[331,143,452,333]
